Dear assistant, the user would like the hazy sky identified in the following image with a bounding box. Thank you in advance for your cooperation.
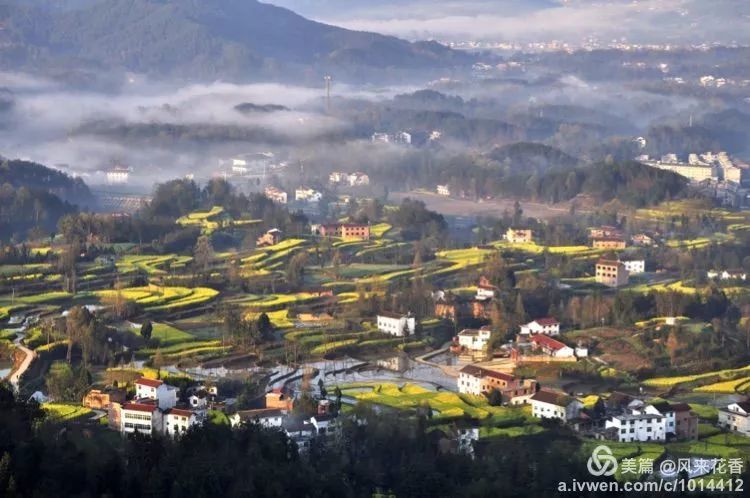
[268,0,750,45]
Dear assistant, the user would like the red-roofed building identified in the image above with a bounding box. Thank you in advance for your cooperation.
[121,402,161,435]
[529,334,575,358]
[164,408,199,437]
[134,377,178,410]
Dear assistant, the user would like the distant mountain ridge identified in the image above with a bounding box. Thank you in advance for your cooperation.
[0,0,471,83]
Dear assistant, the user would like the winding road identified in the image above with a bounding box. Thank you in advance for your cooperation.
[8,329,36,392]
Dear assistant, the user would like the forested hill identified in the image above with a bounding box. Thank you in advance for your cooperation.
[0,0,470,82]
[487,142,581,176]
[498,160,689,207]
[0,158,91,241]
[0,159,92,204]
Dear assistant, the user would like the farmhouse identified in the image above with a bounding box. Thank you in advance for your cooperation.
[595,259,629,287]
[256,228,283,247]
[530,390,583,422]
[134,378,178,410]
[121,402,162,435]
[83,387,126,410]
[437,184,451,196]
[476,276,499,300]
[718,401,750,436]
[589,226,623,239]
[457,365,537,404]
[529,334,575,358]
[163,408,199,437]
[266,389,294,411]
[632,233,656,246]
[376,312,416,337]
[619,258,645,274]
[456,327,492,351]
[707,269,747,281]
[605,413,666,443]
[520,318,560,336]
[506,228,533,244]
[317,223,371,240]
[230,408,286,428]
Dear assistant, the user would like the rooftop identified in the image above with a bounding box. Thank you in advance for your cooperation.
[135,378,163,388]
[530,390,576,407]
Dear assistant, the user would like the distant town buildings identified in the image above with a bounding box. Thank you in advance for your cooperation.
[329,171,370,187]
[436,185,451,196]
[506,228,533,244]
[376,312,417,337]
[640,151,747,185]
[264,186,288,204]
[707,269,747,281]
[295,187,322,203]
[371,131,412,145]
[106,165,131,185]
[595,259,629,287]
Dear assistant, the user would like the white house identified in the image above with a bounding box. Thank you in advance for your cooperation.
[605,413,667,442]
[707,270,747,281]
[348,172,370,186]
[295,187,322,203]
[620,259,645,275]
[309,414,340,437]
[475,276,498,300]
[371,132,390,144]
[163,408,199,437]
[520,318,560,336]
[457,327,492,351]
[134,378,177,410]
[529,390,583,422]
[230,408,286,429]
[637,402,676,437]
[121,402,162,435]
[718,401,750,436]
[376,312,416,337]
[437,185,451,196]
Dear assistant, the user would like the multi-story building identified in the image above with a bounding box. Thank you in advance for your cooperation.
[106,165,131,185]
[530,390,583,421]
[376,312,416,337]
[506,228,533,244]
[591,237,627,250]
[520,318,560,336]
[456,327,492,351]
[718,401,750,436]
[595,259,629,287]
[163,408,199,437]
[605,413,666,442]
[134,378,178,411]
[619,258,645,274]
[264,186,288,204]
[317,223,370,240]
[121,402,162,435]
[457,365,537,404]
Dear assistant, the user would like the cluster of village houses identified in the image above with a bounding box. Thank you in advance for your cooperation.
[83,379,340,451]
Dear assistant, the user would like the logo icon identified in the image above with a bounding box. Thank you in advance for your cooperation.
[587,445,618,477]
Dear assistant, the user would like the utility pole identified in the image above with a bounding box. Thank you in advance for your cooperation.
[324,75,332,113]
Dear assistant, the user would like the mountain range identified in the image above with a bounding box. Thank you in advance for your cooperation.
[0,0,471,83]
